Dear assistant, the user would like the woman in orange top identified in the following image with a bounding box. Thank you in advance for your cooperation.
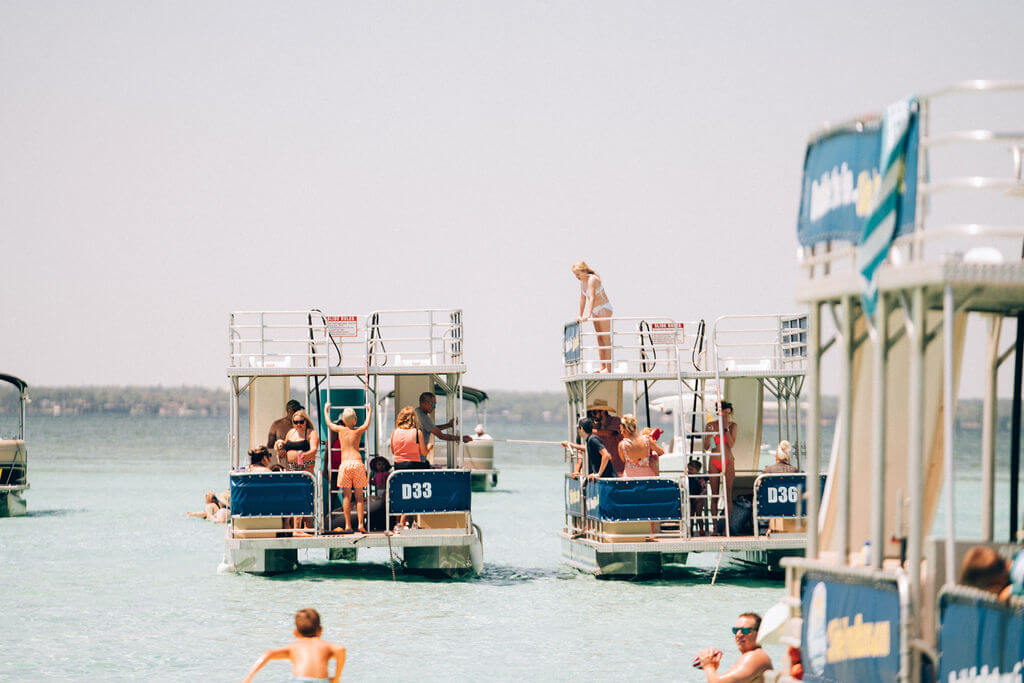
[390,406,429,533]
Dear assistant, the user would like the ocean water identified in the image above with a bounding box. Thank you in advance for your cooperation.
[1,415,1019,681]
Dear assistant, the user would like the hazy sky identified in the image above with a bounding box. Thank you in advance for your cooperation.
[2,2,1021,394]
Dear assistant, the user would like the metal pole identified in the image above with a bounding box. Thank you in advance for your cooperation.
[907,287,926,623]
[981,316,1001,541]
[870,294,888,569]
[806,302,822,560]
[1011,313,1024,542]
[942,284,957,583]
[793,390,802,472]
[837,295,854,565]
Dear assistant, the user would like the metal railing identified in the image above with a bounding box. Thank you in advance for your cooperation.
[562,316,707,375]
[228,311,330,369]
[228,308,466,371]
[712,314,808,373]
[800,80,1024,278]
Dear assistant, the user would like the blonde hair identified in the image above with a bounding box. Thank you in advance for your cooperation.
[619,414,638,437]
[292,409,312,430]
[776,440,792,462]
[396,406,418,429]
[640,427,653,437]
[571,260,597,276]
[341,408,357,427]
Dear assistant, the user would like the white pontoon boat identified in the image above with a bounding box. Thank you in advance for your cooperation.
[223,309,483,577]
[767,81,1024,681]
[559,314,822,577]
[0,373,29,517]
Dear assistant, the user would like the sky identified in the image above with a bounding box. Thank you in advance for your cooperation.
[1,1,1022,395]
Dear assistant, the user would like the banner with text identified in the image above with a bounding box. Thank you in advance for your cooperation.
[387,469,471,515]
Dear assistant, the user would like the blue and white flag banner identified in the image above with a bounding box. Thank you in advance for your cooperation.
[856,96,919,317]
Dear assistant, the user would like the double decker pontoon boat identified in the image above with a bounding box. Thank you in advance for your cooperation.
[559,314,823,577]
[0,373,29,517]
[224,309,483,577]
[768,81,1024,681]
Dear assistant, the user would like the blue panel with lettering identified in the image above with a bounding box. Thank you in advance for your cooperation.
[585,478,681,522]
[756,474,827,518]
[563,323,581,365]
[230,472,315,517]
[938,590,1024,680]
[387,469,471,514]
[797,118,919,247]
[565,475,583,517]
[800,571,902,682]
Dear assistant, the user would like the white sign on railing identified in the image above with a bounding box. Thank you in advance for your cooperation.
[326,316,359,338]
[650,322,684,345]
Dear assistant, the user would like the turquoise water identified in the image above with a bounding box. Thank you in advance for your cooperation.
[1,415,1019,681]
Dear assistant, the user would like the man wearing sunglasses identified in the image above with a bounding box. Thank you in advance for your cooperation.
[695,612,772,682]
[415,392,472,462]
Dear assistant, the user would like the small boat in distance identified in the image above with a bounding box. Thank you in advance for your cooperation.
[0,373,30,517]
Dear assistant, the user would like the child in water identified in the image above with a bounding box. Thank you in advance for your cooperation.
[242,608,346,683]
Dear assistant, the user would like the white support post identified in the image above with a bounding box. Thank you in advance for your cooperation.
[907,287,926,645]
[942,284,957,586]
[981,315,1002,541]
[837,295,854,564]
[870,294,888,569]
[806,302,822,561]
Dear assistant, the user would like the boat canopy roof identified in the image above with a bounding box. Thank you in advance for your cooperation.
[386,383,487,406]
[0,373,28,393]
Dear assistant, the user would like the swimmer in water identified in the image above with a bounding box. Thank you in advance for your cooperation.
[242,608,346,683]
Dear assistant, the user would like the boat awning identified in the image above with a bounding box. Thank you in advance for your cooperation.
[0,374,28,393]
[385,383,488,406]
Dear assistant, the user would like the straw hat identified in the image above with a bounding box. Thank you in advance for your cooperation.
[586,398,616,413]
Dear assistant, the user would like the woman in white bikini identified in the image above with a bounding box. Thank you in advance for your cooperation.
[572,261,613,373]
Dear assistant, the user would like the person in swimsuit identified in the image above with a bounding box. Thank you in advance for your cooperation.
[186,490,223,521]
[703,400,737,518]
[696,612,773,682]
[275,409,319,473]
[390,406,430,533]
[242,608,346,683]
[618,415,664,538]
[572,260,614,373]
[324,402,372,534]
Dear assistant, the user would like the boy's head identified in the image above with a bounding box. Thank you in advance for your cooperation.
[341,408,358,427]
[294,608,322,638]
[687,459,701,474]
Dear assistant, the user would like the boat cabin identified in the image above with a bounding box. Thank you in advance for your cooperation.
[0,373,29,517]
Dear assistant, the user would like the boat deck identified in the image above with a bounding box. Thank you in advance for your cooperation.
[228,529,477,551]
[560,532,807,554]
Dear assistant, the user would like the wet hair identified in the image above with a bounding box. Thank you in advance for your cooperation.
[738,612,762,633]
[418,392,436,404]
[249,446,271,465]
[295,608,321,637]
[571,260,597,276]
[341,408,357,427]
[270,464,283,472]
[204,490,217,504]
[396,406,418,429]
[577,417,594,434]
[718,401,734,412]
[959,546,1010,594]
[286,399,303,412]
[619,414,638,437]
[776,440,792,462]
[687,458,702,471]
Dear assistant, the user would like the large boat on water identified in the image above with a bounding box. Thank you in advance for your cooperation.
[223,309,483,577]
[766,81,1024,681]
[559,313,822,577]
[0,373,29,517]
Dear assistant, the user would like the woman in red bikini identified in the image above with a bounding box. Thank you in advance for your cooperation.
[703,401,737,518]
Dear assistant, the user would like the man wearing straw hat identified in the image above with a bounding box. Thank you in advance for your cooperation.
[586,398,624,476]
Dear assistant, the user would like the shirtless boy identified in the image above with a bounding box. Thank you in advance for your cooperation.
[242,608,346,683]
[324,402,373,534]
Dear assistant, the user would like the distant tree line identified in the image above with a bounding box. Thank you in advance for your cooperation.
[0,385,1021,428]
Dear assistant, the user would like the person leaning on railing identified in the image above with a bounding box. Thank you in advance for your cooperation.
[571,260,614,373]
[415,392,473,459]
[562,417,614,481]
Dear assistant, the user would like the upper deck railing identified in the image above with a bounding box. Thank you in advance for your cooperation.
[712,314,807,375]
[561,316,706,378]
[228,309,465,373]
[561,314,807,379]
[798,80,1024,279]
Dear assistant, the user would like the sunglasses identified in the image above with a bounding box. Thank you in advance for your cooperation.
[292,419,306,425]
[731,627,754,635]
